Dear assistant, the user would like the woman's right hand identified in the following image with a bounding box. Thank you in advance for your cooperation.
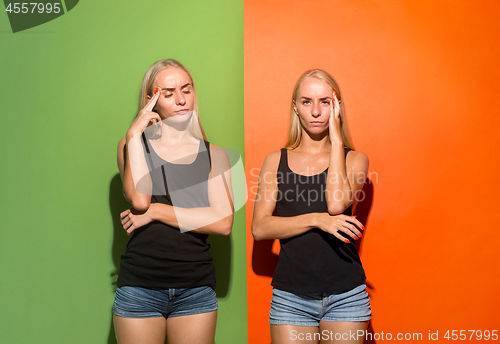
[126,87,163,139]
[316,213,364,243]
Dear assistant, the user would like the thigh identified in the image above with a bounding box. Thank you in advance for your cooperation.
[272,324,321,344]
[166,310,217,344]
[113,286,168,318]
[319,321,369,344]
[322,284,371,323]
[113,314,167,344]
[269,288,322,327]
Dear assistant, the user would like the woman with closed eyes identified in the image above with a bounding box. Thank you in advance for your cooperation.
[113,59,233,344]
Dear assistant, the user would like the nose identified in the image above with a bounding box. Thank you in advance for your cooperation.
[311,102,321,118]
[175,92,186,106]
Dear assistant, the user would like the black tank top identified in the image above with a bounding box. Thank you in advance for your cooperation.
[271,148,366,294]
[117,135,216,290]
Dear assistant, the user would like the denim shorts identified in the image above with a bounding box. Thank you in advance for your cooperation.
[269,284,371,326]
[113,285,218,318]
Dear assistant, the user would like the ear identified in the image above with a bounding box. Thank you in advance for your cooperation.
[293,101,298,114]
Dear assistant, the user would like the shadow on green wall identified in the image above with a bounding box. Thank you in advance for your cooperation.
[107,174,231,343]
[107,174,131,344]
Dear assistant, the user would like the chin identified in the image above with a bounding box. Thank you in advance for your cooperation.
[309,126,328,133]
[162,110,194,125]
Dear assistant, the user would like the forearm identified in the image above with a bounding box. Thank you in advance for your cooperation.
[123,133,152,211]
[326,142,352,214]
[252,212,318,241]
[149,203,233,236]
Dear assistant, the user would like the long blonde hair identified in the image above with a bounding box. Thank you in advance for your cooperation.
[285,69,355,150]
[138,59,208,141]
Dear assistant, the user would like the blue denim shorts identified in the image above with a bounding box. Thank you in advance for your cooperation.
[269,284,371,326]
[113,285,218,318]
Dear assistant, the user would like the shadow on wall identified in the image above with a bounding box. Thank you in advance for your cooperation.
[354,179,376,344]
[107,174,132,344]
[106,174,231,344]
[251,178,377,343]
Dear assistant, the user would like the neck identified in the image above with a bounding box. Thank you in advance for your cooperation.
[296,129,331,154]
[157,120,197,145]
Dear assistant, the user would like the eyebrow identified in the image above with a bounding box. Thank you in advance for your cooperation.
[300,96,332,101]
[161,83,192,92]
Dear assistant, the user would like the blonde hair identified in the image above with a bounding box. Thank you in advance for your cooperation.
[139,59,208,141]
[285,69,355,150]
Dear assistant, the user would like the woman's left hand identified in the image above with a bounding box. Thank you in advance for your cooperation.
[120,208,154,236]
[329,90,342,145]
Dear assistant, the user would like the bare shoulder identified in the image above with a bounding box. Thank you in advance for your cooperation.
[209,143,230,161]
[346,150,369,173]
[263,150,281,166]
[209,143,231,168]
[261,150,281,173]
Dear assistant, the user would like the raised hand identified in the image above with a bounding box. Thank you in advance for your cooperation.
[126,87,163,140]
[329,90,342,145]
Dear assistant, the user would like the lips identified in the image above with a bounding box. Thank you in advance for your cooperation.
[310,121,323,126]
[175,109,190,115]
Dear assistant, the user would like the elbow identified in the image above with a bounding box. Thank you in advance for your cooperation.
[124,190,151,212]
[251,221,265,241]
[131,198,150,212]
[213,214,233,236]
[220,215,233,236]
[327,205,344,216]
[327,201,351,216]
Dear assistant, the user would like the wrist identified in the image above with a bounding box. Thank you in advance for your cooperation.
[328,130,343,145]
[126,130,140,143]
[309,213,320,229]
[330,140,344,150]
[148,203,158,221]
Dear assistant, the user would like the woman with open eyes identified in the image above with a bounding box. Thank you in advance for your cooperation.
[113,59,233,344]
[252,69,371,344]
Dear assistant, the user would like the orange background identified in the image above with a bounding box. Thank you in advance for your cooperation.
[245,0,500,343]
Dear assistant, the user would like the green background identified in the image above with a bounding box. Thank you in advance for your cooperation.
[0,1,246,343]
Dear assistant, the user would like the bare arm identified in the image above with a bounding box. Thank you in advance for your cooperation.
[325,91,369,214]
[325,141,352,214]
[251,151,364,242]
[118,88,163,211]
[120,145,234,236]
[117,135,152,212]
[325,145,370,214]
[345,151,369,214]
[251,151,319,240]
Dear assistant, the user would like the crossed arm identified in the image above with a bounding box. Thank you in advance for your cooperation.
[251,149,367,243]
[117,139,234,236]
